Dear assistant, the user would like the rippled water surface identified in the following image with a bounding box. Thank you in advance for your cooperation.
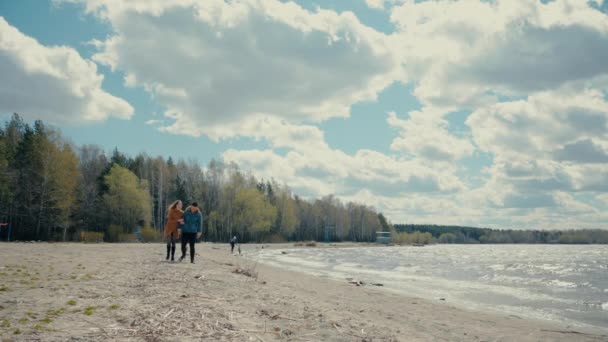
[248,245,608,330]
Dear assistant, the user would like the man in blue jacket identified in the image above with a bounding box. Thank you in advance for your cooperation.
[178,202,203,263]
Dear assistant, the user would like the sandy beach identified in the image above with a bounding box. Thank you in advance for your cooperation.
[0,243,606,341]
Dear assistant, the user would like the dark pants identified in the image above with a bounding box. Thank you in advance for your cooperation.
[181,232,196,262]
[166,233,177,260]
[230,242,235,253]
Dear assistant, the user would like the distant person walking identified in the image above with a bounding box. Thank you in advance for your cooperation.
[230,236,237,254]
[164,200,184,262]
[179,202,203,264]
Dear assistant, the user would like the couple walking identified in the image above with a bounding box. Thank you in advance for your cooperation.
[164,200,203,263]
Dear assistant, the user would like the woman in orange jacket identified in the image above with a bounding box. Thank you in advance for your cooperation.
[164,200,184,261]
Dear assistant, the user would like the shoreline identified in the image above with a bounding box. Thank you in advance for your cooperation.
[246,243,608,334]
[0,243,605,341]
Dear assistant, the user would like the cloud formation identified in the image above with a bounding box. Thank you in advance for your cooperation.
[0,17,133,123]
[77,0,400,138]
[391,0,608,107]
[37,0,608,228]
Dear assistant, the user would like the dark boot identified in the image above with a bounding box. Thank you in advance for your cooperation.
[171,245,176,261]
[166,244,170,260]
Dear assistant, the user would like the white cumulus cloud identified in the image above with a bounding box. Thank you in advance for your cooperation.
[390,0,608,108]
[387,108,474,161]
[70,0,400,138]
[0,17,133,123]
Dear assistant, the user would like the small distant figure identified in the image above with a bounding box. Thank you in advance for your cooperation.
[230,236,238,254]
[179,202,203,264]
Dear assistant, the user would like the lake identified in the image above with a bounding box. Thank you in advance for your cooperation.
[247,244,608,331]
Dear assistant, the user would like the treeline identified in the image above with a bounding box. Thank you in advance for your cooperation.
[394,224,608,244]
[0,115,388,243]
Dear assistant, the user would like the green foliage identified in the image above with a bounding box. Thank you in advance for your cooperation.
[83,306,96,316]
[234,187,277,240]
[392,231,434,245]
[378,213,391,232]
[106,224,124,243]
[274,189,298,237]
[0,115,80,241]
[438,233,457,244]
[0,138,11,206]
[46,308,65,316]
[103,165,152,231]
[140,226,158,242]
[396,224,608,244]
[81,231,103,243]
[67,300,77,306]
[118,233,137,242]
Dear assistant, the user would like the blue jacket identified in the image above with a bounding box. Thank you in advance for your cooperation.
[181,208,203,233]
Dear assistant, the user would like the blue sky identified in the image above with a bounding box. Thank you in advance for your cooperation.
[1,0,608,228]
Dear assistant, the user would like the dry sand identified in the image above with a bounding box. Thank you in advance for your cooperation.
[0,243,606,341]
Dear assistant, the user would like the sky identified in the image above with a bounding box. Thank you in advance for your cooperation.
[1,0,608,229]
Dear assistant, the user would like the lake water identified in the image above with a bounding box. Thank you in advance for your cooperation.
[247,245,608,331]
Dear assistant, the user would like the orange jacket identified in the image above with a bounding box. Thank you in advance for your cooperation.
[164,208,184,238]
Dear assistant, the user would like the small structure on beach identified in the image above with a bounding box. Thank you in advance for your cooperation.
[376,231,391,245]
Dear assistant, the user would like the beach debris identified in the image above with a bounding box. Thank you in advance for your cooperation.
[540,329,605,337]
[163,308,175,319]
[233,266,258,279]
[348,280,365,286]
[281,328,294,336]
[439,298,446,301]
[259,309,297,322]
[281,251,288,255]
[371,283,384,287]
[194,274,205,280]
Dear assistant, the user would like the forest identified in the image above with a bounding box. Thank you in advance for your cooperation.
[394,224,608,244]
[1,114,606,244]
[0,115,388,243]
